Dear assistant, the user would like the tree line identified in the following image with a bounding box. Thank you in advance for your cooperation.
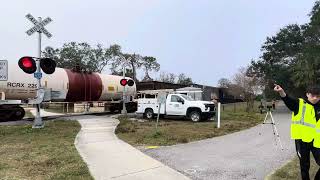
[248,1,320,98]
[42,42,193,85]
[217,1,320,111]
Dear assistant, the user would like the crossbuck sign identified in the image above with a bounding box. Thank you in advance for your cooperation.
[25,14,52,38]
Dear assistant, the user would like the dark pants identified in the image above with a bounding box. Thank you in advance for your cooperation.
[295,140,320,180]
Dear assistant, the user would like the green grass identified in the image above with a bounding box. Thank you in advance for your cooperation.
[116,110,264,146]
[0,120,93,180]
[266,156,318,180]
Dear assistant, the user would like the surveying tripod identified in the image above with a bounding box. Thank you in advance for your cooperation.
[263,107,284,150]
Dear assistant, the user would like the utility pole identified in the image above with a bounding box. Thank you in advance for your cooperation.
[33,17,44,128]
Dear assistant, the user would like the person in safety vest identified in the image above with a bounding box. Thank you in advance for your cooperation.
[274,84,320,180]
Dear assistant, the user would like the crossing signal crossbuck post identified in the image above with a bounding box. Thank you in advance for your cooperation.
[119,78,134,115]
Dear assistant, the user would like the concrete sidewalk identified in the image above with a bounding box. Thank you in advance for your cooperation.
[29,108,64,117]
[74,115,190,180]
[143,105,296,180]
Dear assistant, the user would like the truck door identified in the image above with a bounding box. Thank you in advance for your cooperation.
[167,95,185,115]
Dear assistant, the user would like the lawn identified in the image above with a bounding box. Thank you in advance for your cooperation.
[266,156,318,180]
[0,120,93,180]
[116,104,264,146]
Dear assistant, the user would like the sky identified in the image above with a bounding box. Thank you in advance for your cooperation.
[0,0,316,86]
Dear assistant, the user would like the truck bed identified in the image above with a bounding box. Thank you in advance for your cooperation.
[136,98,166,115]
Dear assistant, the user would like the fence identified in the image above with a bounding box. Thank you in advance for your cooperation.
[22,102,110,115]
[221,101,262,113]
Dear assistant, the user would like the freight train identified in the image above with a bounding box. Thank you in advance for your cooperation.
[0,61,137,120]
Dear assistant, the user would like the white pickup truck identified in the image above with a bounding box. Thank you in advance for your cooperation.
[136,92,215,122]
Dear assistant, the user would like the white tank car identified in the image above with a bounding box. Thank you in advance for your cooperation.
[98,74,136,101]
[0,61,136,102]
[0,61,137,120]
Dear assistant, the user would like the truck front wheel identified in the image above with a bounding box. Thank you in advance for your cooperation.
[189,111,201,122]
[144,109,154,120]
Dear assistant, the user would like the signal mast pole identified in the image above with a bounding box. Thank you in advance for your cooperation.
[25,13,53,128]
[121,55,131,115]
[33,17,44,128]
[121,64,127,115]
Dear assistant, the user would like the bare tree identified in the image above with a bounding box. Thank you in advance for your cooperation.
[232,67,261,112]
[158,72,176,83]
[218,78,232,88]
[177,73,193,85]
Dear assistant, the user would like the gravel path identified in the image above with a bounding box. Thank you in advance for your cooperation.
[143,106,296,180]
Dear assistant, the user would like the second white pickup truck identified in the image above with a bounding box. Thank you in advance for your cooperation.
[136,92,215,122]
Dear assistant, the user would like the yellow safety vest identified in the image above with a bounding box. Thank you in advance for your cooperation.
[314,121,320,148]
[291,98,316,143]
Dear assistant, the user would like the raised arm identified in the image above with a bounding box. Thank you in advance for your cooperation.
[274,84,299,114]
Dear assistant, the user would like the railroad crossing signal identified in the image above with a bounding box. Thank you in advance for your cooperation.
[18,57,37,74]
[120,79,135,86]
[18,56,56,74]
[25,13,52,38]
[24,13,54,129]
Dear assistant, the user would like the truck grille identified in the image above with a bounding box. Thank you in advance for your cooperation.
[205,104,215,111]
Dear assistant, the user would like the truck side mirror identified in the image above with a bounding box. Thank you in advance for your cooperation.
[178,99,184,104]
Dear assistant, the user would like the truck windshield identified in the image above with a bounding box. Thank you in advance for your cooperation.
[180,94,194,101]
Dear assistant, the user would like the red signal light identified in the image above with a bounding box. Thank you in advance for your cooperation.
[22,58,33,68]
[120,79,127,86]
[18,56,36,74]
